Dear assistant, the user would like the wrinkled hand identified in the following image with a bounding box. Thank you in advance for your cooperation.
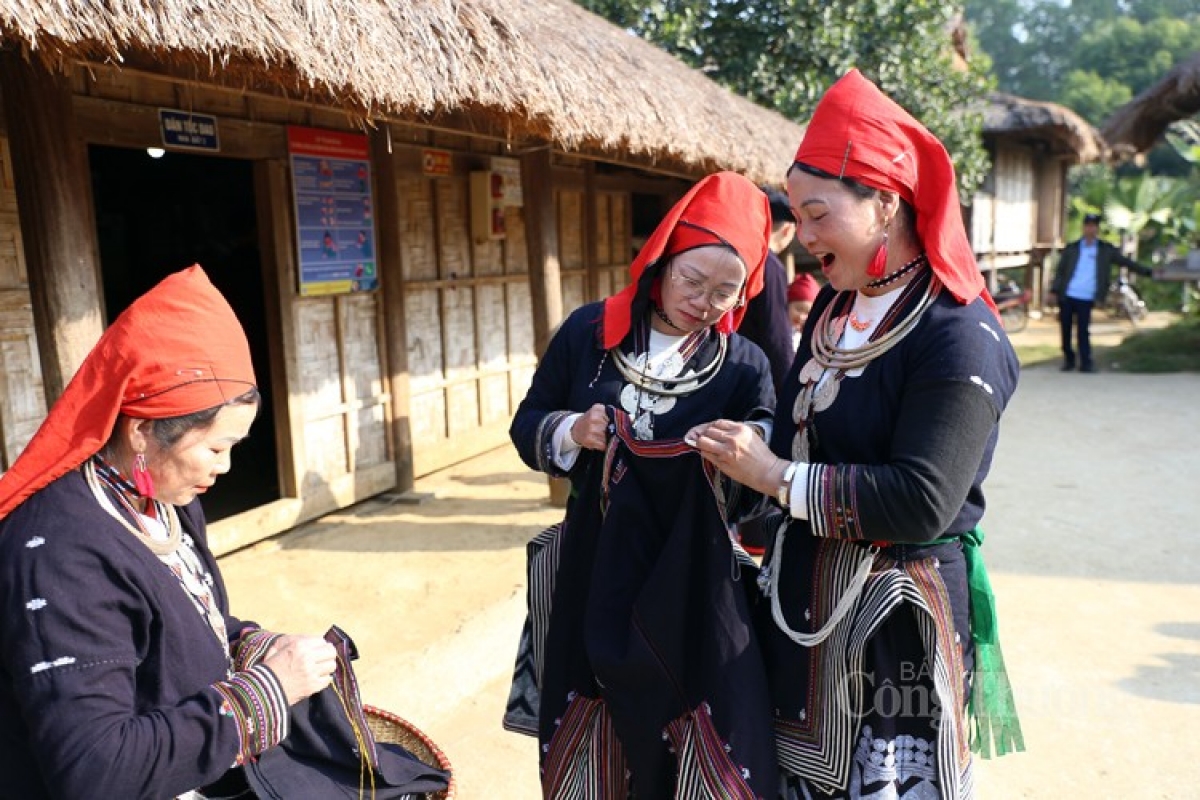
[262,634,338,705]
[570,403,610,451]
[686,419,784,496]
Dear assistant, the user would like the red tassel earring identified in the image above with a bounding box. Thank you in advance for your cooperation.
[132,453,155,498]
[868,230,889,279]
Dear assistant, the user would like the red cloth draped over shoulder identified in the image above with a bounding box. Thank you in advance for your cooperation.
[0,265,256,520]
[601,171,772,349]
[794,69,995,314]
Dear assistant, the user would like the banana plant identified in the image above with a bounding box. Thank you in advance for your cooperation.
[1102,173,1179,259]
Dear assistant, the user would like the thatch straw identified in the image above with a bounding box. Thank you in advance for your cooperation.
[984,92,1106,164]
[0,0,805,183]
[1102,52,1200,158]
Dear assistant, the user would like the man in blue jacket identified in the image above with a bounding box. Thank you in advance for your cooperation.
[1049,212,1153,373]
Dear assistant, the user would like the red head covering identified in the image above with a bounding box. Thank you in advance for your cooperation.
[0,265,256,520]
[787,273,820,304]
[601,171,772,349]
[793,69,993,312]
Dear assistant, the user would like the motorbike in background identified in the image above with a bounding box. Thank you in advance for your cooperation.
[994,279,1032,333]
[1103,270,1148,326]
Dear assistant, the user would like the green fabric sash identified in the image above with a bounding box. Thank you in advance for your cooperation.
[934,527,1025,758]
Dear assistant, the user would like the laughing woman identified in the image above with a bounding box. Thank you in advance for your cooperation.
[690,71,1024,799]
[509,172,780,798]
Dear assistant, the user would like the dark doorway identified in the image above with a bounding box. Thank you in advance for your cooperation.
[89,145,281,520]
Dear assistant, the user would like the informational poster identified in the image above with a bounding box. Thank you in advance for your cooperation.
[288,126,378,296]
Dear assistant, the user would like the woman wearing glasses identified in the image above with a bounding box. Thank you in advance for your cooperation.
[508,172,780,798]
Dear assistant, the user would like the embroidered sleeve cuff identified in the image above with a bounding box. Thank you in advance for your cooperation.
[231,628,281,672]
[212,664,290,764]
[534,411,576,476]
[802,464,866,539]
[550,413,584,471]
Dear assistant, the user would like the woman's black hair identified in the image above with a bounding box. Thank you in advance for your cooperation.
[788,161,876,200]
[147,387,261,448]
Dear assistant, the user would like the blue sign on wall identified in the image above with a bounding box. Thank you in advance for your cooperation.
[158,109,220,152]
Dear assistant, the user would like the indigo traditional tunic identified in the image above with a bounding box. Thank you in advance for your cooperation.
[0,471,250,800]
[767,286,1019,800]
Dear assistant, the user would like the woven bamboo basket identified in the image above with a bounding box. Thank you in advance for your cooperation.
[363,705,456,800]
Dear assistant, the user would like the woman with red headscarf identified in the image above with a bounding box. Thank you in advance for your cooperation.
[507,172,779,797]
[690,72,1024,799]
[0,267,338,799]
[786,272,821,348]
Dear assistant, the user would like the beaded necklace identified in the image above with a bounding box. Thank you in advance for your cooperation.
[791,264,940,461]
[864,251,927,290]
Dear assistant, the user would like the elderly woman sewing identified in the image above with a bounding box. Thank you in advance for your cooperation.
[0,267,336,800]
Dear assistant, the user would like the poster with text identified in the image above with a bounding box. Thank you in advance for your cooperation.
[288,126,378,296]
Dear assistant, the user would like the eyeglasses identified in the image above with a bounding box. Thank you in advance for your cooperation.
[668,264,743,312]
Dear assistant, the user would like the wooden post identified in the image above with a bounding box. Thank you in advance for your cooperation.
[521,147,562,356]
[521,147,568,506]
[370,127,415,492]
[253,159,305,498]
[0,51,104,399]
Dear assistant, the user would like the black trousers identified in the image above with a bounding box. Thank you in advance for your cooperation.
[1059,294,1094,369]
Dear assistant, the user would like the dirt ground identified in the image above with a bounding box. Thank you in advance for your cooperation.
[220,312,1200,799]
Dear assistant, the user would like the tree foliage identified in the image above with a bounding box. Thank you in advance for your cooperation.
[576,0,996,198]
[963,0,1200,127]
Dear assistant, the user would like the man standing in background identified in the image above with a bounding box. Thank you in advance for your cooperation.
[1049,212,1153,373]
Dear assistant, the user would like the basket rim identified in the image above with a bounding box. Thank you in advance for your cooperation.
[363,704,457,797]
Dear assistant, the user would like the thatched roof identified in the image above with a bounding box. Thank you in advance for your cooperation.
[0,0,804,183]
[983,92,1106,163]
[1102,52,1200,158]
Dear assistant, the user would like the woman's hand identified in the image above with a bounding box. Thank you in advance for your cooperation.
[261,634,338,705]
[687,419,787,496]
[570,403,611,451]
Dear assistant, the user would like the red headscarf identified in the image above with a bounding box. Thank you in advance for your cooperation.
[601,171,772,349]
[787,273,820,304]
[793,69,993,312]
[0,265,256,520]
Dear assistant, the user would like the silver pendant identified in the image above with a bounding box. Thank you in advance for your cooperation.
[792,429,809,461]
[812,376,840,413]
[633,412,654,439]
[619,383,641,416]
[647,394,676,415]
[793,384,814,423]
[799,357,824,385]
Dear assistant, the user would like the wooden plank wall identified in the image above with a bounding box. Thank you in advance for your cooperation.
[595,192,630,299]
[395,128,539,476]
[0,135,46,472]
[993,143,1036,255]
[15,63,639,502]
[555,188,631,319]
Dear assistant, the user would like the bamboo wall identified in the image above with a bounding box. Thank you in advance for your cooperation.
[0,135,46,474]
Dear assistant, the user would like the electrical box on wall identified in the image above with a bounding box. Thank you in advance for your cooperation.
[470,170,507,243]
